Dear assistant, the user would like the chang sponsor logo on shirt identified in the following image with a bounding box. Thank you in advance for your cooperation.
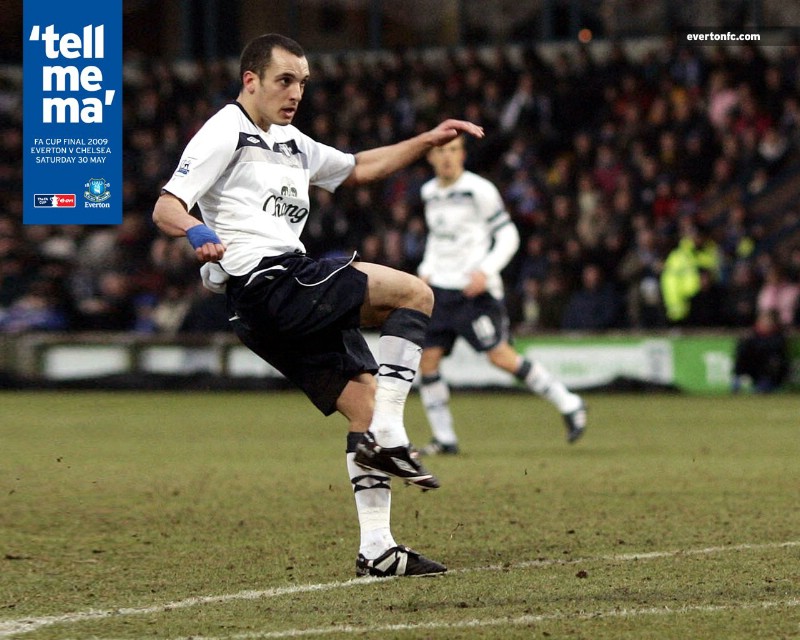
[262,178,309,223]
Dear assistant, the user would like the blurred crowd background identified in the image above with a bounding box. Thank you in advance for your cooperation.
[2,4,800,340]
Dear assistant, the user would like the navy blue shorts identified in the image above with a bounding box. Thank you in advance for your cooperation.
[424,286,510,355]
[226,252,378,415]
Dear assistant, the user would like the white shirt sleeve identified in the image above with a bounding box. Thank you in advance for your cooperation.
[473,179,520,277]
[162,109,238,210]
[480,220,520,277]
[299,129,356,193]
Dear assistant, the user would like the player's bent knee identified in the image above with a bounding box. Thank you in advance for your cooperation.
[408,276,434,315]
[487,351,504,369]
[487,343,518,372]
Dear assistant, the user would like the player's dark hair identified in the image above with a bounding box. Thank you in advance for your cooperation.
[239,33,305,81]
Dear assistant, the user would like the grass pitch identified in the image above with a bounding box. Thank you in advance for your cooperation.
[1,390,798,639]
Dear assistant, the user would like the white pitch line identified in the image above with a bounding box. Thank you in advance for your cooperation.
[474,539,800,573]
[1,540,797,638]
[0,579,382,639]
[174,597,800,640]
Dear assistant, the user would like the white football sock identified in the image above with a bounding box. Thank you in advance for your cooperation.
[519,357,582,414]
[420,375,458,445]
[347,452,396,558]
[369,334,420,448]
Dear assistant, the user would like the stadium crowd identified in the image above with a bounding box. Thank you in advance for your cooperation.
[2,37,800,335]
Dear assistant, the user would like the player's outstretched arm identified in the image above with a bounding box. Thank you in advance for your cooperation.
[344,119,484,186]
[152,192,226,263]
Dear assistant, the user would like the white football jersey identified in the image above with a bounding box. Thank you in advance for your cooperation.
[418,170,519,299]
[162,102,356,275]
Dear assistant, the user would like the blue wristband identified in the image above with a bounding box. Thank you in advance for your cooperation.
[186,224,221,250]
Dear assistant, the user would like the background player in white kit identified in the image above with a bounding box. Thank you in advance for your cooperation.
[152,33,485,577]
[417,135,587,455]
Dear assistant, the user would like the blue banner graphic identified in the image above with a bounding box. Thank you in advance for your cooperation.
[23,0,122,224]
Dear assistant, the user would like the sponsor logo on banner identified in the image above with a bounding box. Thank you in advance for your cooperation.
[34,194,76,208]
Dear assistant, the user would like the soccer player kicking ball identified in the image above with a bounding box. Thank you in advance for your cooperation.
[416,135,587,455]
[152,34,485,578]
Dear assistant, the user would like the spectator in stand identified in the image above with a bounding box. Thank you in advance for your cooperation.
[685,268,726,327]
[559,235,586,291]
[150,283,193,335]
[609,180,637,228]
[575,171,600,221]
[545,154,574,193]
[148,235,198,290]
[571,130,596,176]
[721,260,760,328]
[515,233,550,286]
[732,308,790,393]
[680,130,715,190]
[787,246,800,283]
[575,188,608,252]
[756,261,800,328]
[651,177,679,235]
[757,125,791,176]
[396,215,427,274]
[617,224,666,329]
[515,276,542,333]
[381,227,406,271]
[702,155,738,203]
[74,271,137,331]
[503,167,545,232]
[633,154,661,213]
[549,193,578,246]
[733,87,772,139]
[0,280,68,333]
[499,72,550,136]
[0,251,30,309]
[561,263,623,331]
[537,270,571,331]
[763,63,787,108]
[660,221,721,325]
[707,70,739,131]
[358,233,385,265]
[657,129,682,176]
[592,143,623,197]
[779,94,800,140]
[718,203,755,268]
[592,228,628,284]
[500,137,537,179]
[669,45,705,91]
[672,177,701,221]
